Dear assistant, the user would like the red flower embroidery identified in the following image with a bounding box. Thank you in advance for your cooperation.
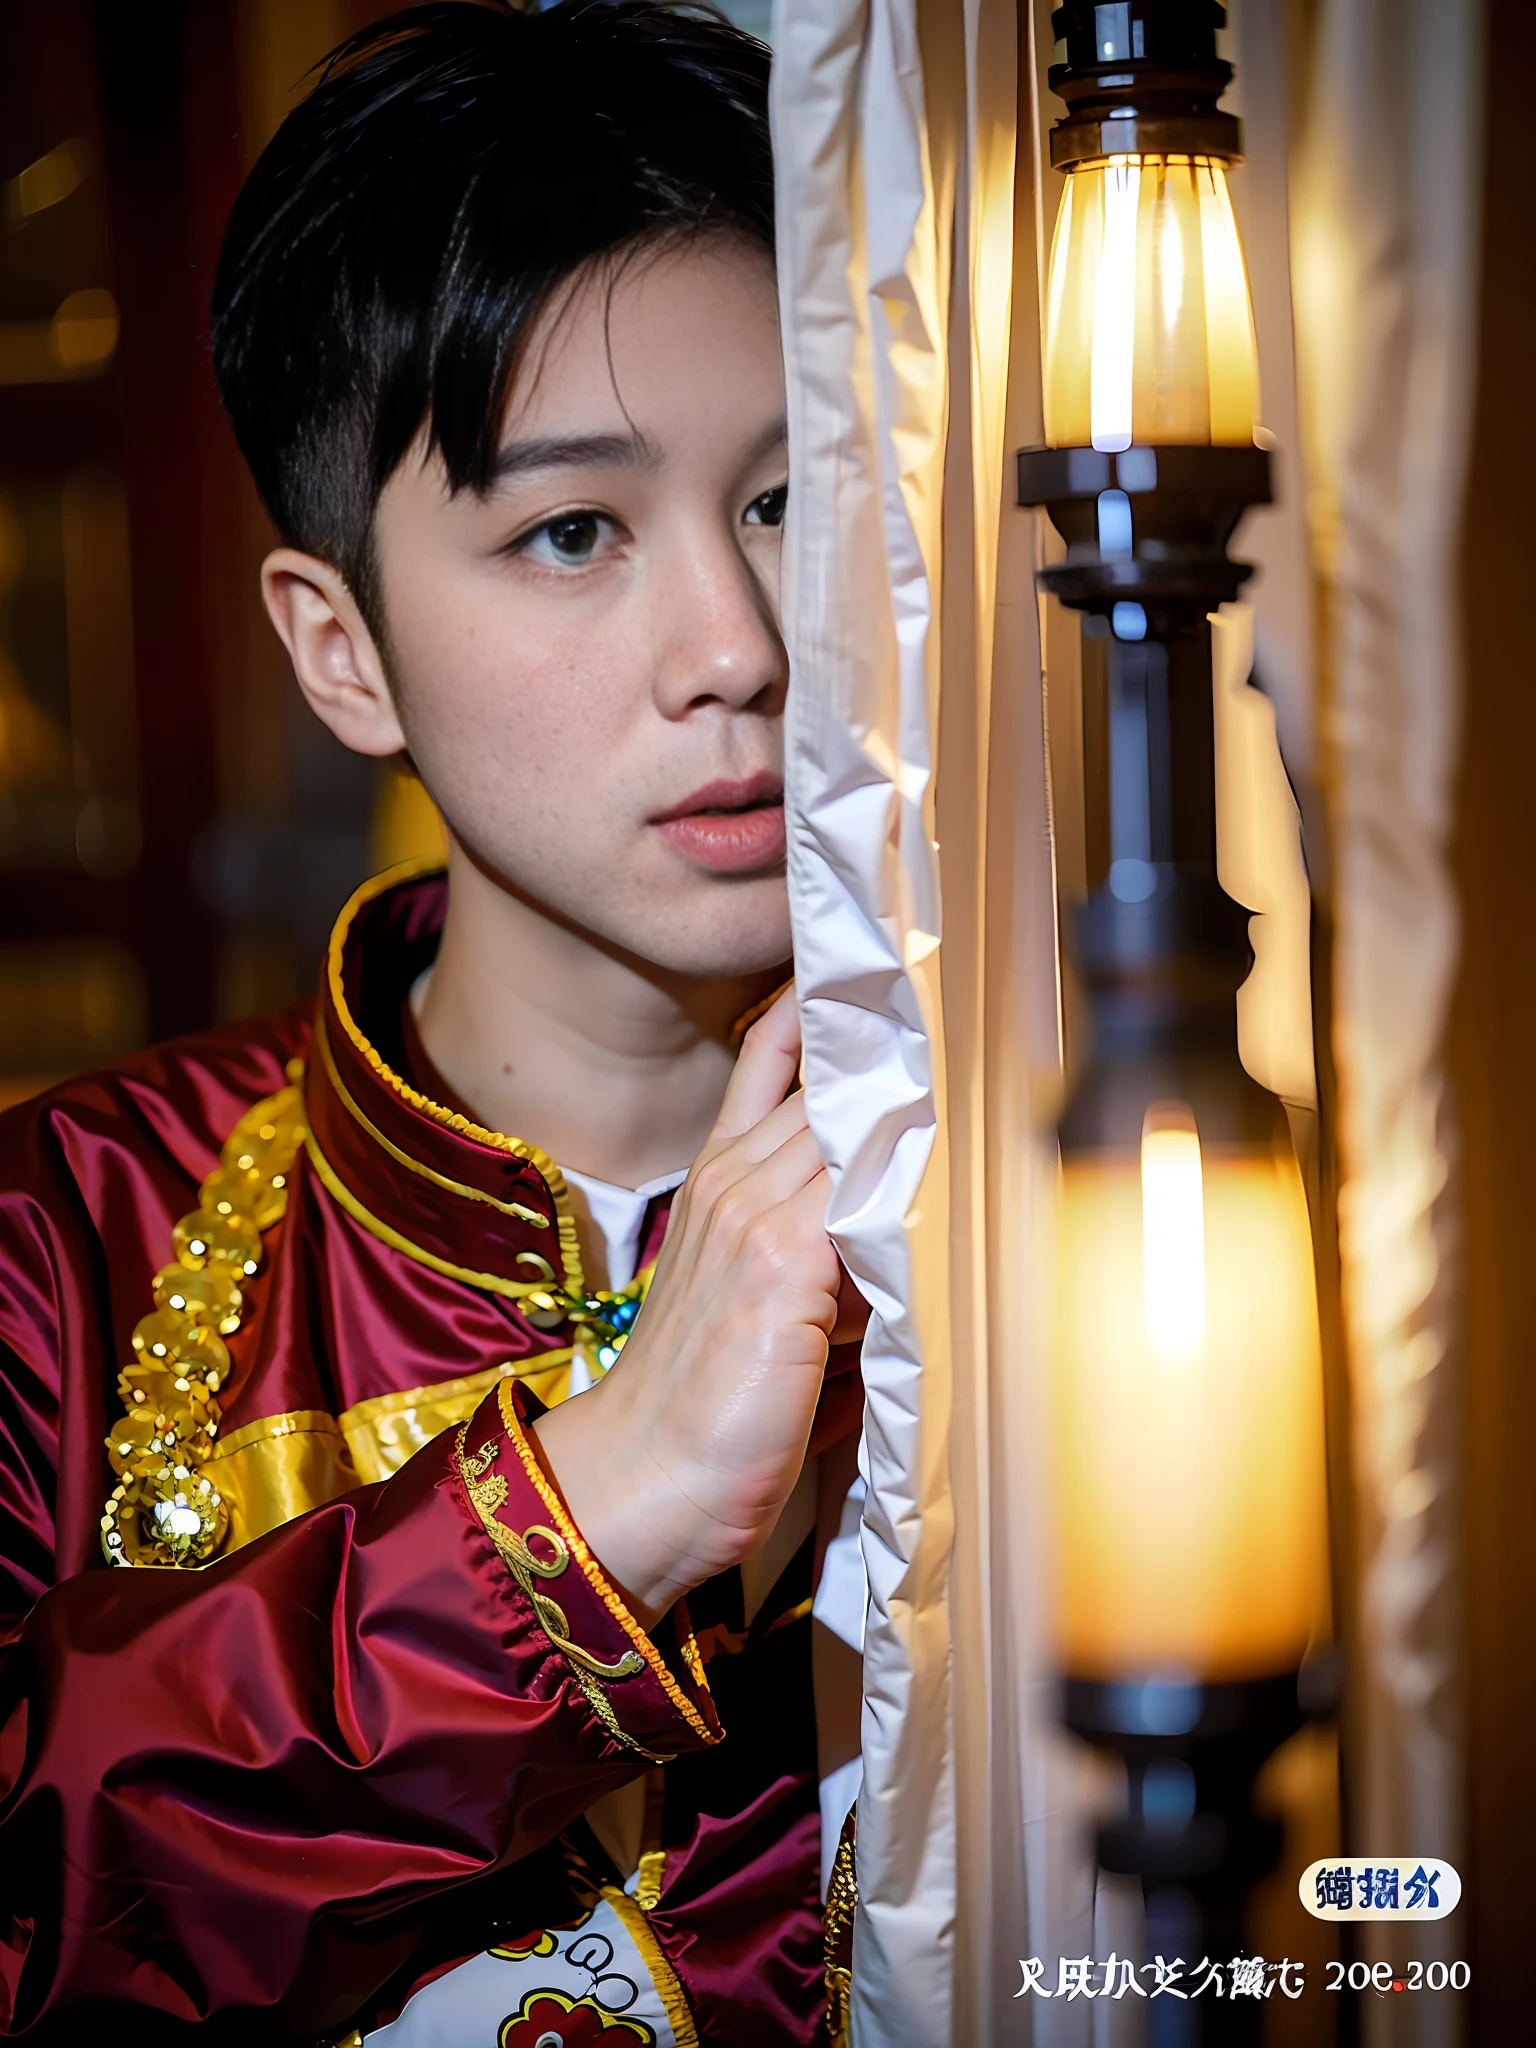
[498,1989,657,2046]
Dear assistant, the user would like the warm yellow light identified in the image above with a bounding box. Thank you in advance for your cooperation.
[1044,155,1260,451]
[1141,1103,1205,1360]
[2,138,88,232]
[1052,1113,1326,1680]
[51,289,119,373]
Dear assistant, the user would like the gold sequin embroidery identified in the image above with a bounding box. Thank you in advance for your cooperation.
[824,1805,858,2047]
[99,1065,307,1568]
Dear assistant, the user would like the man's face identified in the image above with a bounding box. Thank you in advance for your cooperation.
[371,237,791,979]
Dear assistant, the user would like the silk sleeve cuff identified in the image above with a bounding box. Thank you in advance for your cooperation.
[453,1378,721,1765]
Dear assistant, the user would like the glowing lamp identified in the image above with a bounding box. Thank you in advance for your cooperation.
[1017,2,1332,2006]
[1044,153,1259,451]
[1054,1109,1327,1685]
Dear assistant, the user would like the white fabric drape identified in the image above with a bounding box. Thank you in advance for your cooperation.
[1290,3,1484,2043]
[773,10,955,2029]
[774,0,1064,2037]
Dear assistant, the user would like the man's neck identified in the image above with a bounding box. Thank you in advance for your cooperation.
[411,846,780,1189]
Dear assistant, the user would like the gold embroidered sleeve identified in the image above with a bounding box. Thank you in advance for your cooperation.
[453,1378,722,1765]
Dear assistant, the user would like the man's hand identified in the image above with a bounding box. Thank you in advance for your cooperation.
[531,993,857,1627]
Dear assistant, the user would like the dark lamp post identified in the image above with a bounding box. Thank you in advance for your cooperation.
[1019,6,1331,2039]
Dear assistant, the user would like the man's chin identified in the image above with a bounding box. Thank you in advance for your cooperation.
[450,836,792,983]
[607,881,793,984]
[627,928,794,985]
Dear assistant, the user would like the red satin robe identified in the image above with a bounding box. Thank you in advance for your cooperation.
[0,866,859,2044]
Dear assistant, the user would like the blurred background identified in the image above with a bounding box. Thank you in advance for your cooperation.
[0,0,414,1107]
[0,0,768,1114]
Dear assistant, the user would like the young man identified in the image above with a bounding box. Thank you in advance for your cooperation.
[0,5,866,2042]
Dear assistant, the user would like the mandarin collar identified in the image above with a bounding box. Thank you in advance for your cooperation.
[303,862,588,1302]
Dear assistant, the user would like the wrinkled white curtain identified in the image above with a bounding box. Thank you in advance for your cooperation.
[1291,4,1484,2044]
[773,0,1066,2037]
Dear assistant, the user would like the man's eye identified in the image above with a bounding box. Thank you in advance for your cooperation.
[745,484,788,529]
[519,511,607,566]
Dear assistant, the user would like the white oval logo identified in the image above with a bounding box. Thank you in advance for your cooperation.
[1300,1858,1462,1921]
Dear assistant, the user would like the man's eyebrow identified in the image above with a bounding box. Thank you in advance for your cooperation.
[489,431,657,483]
[746,416,789,465]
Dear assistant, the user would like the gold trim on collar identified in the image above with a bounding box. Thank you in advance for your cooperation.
[314,1012,548,1229]
[323,861,585,1293]
[303,1124,556,1302]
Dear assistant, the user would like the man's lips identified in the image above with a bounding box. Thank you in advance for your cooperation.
[651,775,787,875]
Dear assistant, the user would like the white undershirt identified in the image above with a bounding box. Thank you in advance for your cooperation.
[558,1163,687,1401]
[559,1162,687,1293]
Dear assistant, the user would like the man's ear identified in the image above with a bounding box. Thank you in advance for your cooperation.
[260,549,406,758]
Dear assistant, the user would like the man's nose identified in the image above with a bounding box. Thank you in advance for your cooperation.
[650,527,787,718]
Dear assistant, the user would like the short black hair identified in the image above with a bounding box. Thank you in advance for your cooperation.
[212,0,773,629]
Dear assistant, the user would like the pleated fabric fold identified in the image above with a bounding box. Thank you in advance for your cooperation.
[773,2,1067,2035]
